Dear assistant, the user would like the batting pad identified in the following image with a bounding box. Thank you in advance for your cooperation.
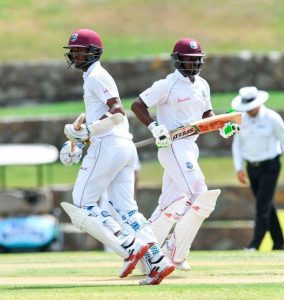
[150,198,186,246]
[61,202,129,258]
[107,202,157,245]
[88,113,124,137]
[171,189,221,262]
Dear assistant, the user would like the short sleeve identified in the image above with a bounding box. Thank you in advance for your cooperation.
[89,75,119,104]
[139,79,169,108]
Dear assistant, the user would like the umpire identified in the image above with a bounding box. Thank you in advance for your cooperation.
[231,86,284,251]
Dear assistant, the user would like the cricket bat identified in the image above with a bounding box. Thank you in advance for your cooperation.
[73,112,86,131]
[135,112,242,148]
[71,112,85,151]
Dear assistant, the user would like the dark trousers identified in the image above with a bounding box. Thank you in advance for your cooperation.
[247,156,284,250]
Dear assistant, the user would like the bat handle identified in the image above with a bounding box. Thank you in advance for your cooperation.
[135,138,155,148]
[71,113,85,151]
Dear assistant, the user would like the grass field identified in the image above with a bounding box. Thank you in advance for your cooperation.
[2,156,284,189]
[0,0,283,62]
[0,91,284,117]
[0,250,283,300]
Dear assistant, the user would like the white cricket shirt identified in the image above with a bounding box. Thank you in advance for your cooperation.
[82,61,132,139]
[140,70,212,141]
[232,106,284,171]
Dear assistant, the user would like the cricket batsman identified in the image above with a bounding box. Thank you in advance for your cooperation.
[59,28,174,285]
[132,37,240,271]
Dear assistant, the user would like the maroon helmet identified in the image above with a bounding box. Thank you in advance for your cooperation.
[64,29,103,69]
[171,38,204,76]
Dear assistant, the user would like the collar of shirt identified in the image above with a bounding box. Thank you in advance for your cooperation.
[174,69,197,84]
[83,61,101,79]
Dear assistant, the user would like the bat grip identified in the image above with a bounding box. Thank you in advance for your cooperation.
[71,113,85,151]
[135,138,155,148]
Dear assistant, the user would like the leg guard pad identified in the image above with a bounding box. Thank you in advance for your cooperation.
[107,201,157,244]
[171,189,221,262]
[121,210,157,244]
[61,202,129,258]
[150,198,186,246]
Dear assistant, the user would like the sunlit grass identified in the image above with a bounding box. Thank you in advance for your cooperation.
[0,251,283,300]
[0,91,283,118]
[1,156,283,189]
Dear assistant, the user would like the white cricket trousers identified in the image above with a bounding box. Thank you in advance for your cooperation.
[157,138,208,210]
[73,136,138,214]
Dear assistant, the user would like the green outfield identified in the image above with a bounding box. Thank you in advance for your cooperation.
[2,156,283,189]
[0,91,283,118]
[0,251,283,300]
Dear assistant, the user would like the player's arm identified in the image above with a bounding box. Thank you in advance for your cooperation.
[202,110,215,119]
[105,97,126,117]
[131,97,154,126]
[132,97,171,148]
[131,97,171,148]
[64,109,124,144]
[232,134,247,184]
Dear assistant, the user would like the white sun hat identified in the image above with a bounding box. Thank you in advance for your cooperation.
[231,86,269,112]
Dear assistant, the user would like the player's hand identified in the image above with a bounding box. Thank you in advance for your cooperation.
[237,170,247,184]
[60,141,84,166]
[148,121,172,148]
[64,123,90,143]
[219,122,240,139]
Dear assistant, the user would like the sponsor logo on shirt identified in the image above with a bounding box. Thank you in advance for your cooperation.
[177,97,191,103]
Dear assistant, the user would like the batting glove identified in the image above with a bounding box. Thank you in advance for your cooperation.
[148,121,172,148]
[64,123,90,143]
[219,122,240,139]
[60,141,84,166]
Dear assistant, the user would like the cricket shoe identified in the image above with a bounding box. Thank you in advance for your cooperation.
[161,244,191,271]
[173,260,191,271]
[119,239,149,278]
[139,255,175,285]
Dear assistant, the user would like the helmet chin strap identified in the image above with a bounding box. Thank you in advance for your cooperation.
[74,60,94,70]
[177,64,202,78]
[178,69,200,77]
